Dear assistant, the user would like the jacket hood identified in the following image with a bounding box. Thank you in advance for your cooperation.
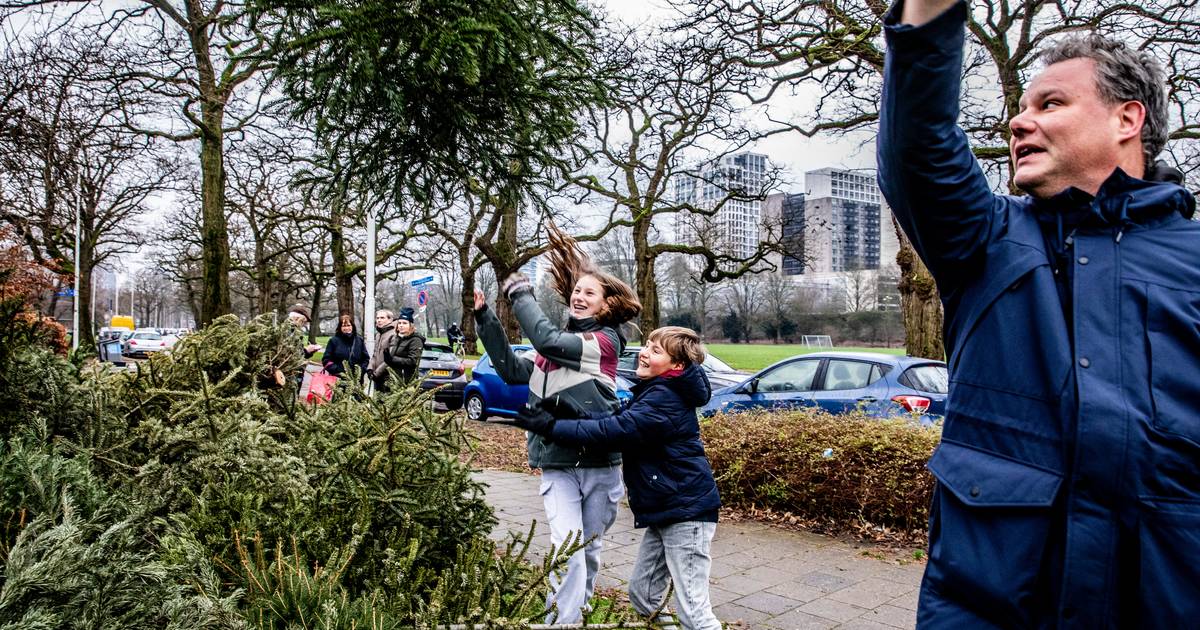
[636,362,712,407]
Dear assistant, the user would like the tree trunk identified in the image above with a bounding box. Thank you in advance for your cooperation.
[489,203,522,341]
[79,259,94,350]
[460,255,479,354]
[634,219,658,337]
[198,108,231,324]
[894,219,944,360]
[328,201,356,323]
[308,282,323,343]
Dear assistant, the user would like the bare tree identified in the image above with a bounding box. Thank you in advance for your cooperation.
[0,32,175,347]
[565,26,795,333]
[678,0,1200,357]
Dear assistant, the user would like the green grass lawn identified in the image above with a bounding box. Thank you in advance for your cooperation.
[706,343,906,372]
[314,332,904,373]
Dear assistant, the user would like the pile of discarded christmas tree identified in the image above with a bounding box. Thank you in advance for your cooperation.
[0,266,604,628]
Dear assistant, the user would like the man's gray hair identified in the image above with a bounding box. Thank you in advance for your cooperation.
[1038,33,1169,166]
[376,309,394,319]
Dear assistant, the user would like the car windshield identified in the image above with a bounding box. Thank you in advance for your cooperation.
[134,332,162,340]
[422,351,456,361]
[900,364,949,394]
[703,354,735,372]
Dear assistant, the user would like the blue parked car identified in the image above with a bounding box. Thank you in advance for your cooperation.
[701,351,948,425]
[463,345,634,422]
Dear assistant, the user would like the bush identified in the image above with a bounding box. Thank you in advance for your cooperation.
[702,408,940,537]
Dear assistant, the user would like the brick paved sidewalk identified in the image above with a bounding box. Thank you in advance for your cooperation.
[475,470,923,629]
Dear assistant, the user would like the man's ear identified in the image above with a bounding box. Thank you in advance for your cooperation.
[1115,100,1146,144]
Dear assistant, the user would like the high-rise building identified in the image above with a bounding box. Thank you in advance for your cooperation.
[673,152,768,259]
[773,168,895,275]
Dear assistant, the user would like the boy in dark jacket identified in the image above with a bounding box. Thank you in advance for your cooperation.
[514,326,721,630]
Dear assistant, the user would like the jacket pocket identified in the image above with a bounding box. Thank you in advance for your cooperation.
[628,464,678,513]
[1146,285,1200,448]
[924,441,1062,621]
[1138,498,1200,627]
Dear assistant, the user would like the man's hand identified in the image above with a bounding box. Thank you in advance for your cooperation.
[512,405,556,436]
[305,343,321,354]
[473,289,487,311]
[901,0,958,25]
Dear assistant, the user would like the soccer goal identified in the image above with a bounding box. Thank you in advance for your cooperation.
[801,334,833,348]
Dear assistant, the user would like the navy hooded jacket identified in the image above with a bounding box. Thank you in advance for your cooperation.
[547,363,721,528]
[879,2,1200,628]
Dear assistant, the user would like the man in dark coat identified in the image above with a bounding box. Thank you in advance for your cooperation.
[384,307,424,383]
[879,1,1199,627]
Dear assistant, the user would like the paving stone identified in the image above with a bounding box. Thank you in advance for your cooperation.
[826,578,915,609]
[707,586,742,606]
[762,609,839,629]
[887,590,920,612]
[739,565,801,587]
[797,571,856,593]
[733,591,804,615]
[834,618,897,629]
[797,597,869,623]
[764,581,825,603]
[713,602,774,626]
[858,604,917,629]
[712,572,773,596]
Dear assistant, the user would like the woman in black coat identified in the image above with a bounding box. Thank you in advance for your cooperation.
[322,314,369,377]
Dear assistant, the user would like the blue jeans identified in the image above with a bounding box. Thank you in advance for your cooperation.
[539,466,624,623]
[628,521,721,630]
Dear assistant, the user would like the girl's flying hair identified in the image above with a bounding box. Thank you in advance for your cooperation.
[545,223,641,327]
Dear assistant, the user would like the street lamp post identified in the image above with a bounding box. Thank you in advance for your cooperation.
[71,171,80,351]
[365,207,377,358]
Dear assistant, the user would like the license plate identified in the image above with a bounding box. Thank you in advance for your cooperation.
[430,369,451,377]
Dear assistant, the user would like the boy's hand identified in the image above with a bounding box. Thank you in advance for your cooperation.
[513,405,556,436]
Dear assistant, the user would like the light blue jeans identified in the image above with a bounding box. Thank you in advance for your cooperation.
[628,521,721,630]
[539,465,624,623]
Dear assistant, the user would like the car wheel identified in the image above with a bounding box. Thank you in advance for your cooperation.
[465,393,487,422]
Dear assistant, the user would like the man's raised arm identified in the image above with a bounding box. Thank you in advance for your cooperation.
[877,0,999,288]
[901,0,959,26]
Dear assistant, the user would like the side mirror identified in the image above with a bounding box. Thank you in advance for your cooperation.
[736,379,757,395]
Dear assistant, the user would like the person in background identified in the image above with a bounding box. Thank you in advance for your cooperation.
[322,313,369,378]
[286,303,322,358]
[368,309,396,392]
[384,307,424,383]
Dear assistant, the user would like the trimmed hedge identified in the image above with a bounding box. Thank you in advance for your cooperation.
[702,409,940,536]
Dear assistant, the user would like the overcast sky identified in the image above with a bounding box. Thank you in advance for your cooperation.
[596,0,876,194]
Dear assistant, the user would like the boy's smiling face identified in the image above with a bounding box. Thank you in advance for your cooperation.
[636,340,684,379]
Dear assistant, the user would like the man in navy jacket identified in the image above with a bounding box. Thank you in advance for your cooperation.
[880,1,1199,627]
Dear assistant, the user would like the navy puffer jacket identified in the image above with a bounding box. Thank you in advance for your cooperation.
[547,363,720,528]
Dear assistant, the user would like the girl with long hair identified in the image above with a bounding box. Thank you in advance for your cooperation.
[473,225,641,623]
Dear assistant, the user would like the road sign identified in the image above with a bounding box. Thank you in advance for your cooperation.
[57,288,75,297]
[410,275,435,287]
[417,290,428,307]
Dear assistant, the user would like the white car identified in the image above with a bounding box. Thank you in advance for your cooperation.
[123,330,169,358]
